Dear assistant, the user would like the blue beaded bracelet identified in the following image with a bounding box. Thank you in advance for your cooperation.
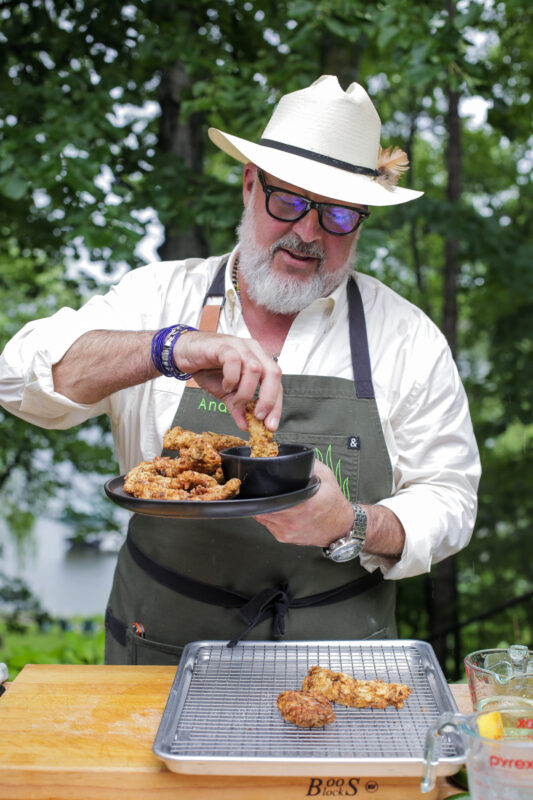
[151,324,197,380]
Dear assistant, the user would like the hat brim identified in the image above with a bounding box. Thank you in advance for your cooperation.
[209,128,423,207]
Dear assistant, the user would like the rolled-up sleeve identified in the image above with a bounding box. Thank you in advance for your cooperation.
[0,267,160,429]
[360,324,481,580]
[1,307,111,427]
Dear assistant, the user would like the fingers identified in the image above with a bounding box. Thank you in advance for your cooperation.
[255,364,283,431]
[177,332,283,432]
[225,350,282,431]
[223,349,282,431]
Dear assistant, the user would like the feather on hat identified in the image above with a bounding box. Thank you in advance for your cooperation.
[375,146,411,188]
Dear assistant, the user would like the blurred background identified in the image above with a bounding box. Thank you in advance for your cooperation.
[0,0,531,679]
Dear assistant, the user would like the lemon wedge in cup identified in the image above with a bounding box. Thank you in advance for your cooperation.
[477,711,504,739]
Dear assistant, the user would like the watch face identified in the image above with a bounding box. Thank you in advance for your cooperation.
[330,543,362,562]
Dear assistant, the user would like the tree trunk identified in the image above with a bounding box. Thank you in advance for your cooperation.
[157,61,208,261]
[319,32,364,84]
[430,0,462,679]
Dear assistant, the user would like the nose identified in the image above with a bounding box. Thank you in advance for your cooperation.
[291,207,323,242]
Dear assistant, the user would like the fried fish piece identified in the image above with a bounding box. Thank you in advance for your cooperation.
[163,426,199,451]
[204,432,247,451]
[302,665,412,709]
[124,476,240,501]
[180,441,222,474]
[123,461,159,493]
[125,482,191,501]
[162,426,246,453]
[188,477,241,501]
[122,449,241,501]
[154,443,221,476]
[162,469,219,490]
[124,470,216,495]
[277,690,335,728]
[245,400,278,457]
[151,455,191,477]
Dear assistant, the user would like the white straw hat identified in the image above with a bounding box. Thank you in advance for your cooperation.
[208,75,422,207]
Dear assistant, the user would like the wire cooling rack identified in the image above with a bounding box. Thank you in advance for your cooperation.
[153,639,465,776]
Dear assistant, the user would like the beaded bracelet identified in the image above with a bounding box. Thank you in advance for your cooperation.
[151,324,197,380]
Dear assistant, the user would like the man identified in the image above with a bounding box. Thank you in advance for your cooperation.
[0,76,480,664]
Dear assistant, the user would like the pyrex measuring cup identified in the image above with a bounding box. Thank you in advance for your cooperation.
[465,644,533,710]
[421,706,533,799]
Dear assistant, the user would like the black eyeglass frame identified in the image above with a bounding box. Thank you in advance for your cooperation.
[257,170,370,236]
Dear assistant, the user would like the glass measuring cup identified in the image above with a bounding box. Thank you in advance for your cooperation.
[421,706,533,799]
[465,644,533,710]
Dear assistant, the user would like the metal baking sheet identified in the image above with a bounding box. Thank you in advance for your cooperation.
[153,639,465,776]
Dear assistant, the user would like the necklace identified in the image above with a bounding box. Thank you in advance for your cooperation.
[231,260,240,297]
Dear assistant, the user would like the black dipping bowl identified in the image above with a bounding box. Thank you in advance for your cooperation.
[220,444,315,499]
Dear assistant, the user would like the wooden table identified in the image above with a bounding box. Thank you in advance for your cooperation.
[0,665,471,800]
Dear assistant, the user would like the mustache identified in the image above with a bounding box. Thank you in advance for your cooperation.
[270,234,325,263]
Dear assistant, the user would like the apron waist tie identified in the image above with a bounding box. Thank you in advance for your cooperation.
[236,584,291,645]
[120,532,384,647]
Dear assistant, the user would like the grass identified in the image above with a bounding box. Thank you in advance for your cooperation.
[0,617,105,680]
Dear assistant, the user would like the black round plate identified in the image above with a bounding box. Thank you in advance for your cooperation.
[104,474,321,519]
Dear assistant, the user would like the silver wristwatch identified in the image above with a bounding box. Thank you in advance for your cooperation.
[322,503,367,562]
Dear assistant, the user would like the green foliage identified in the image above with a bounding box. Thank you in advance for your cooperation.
[0,617,105,680]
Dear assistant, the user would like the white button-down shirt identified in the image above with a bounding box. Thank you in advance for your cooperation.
[0,246,481,580]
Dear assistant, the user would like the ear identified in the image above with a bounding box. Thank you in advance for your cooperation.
[242,162,257,207]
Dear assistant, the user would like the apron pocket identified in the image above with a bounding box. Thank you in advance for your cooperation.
[274,431,360,502]
[126,628,184,666]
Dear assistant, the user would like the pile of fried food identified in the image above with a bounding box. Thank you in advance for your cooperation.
[277,665,412,728]
[122,400,278,501]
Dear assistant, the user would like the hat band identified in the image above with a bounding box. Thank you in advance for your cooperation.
[259,138,379,177]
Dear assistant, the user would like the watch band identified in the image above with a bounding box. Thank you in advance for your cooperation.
[322,503,367,563]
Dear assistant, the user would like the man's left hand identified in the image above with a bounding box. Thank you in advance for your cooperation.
[253,460,353,547]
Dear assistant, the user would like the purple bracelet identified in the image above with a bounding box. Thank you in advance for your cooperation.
[151,324,197,380]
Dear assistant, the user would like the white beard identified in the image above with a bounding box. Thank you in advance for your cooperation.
[236,198,358,315]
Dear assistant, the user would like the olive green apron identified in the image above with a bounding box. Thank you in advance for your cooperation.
[105,262,396,665]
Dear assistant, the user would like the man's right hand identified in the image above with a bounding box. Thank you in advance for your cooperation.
[173,330,282,431]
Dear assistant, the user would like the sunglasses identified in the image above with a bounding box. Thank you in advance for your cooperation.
[258,170,370,236]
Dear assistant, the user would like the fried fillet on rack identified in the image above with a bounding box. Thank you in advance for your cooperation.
[302,666,412,709]
[277,690,336,728]
[245,400,278,457]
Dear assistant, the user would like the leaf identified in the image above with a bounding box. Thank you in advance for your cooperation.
[0,173,29,200]
[342,477,350,501]
[324,16,360,41]
[0,154,15,174]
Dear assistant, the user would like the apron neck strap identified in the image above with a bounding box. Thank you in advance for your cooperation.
[186,259,228,388]
[347,276,375,399]
[203,258,227,303]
